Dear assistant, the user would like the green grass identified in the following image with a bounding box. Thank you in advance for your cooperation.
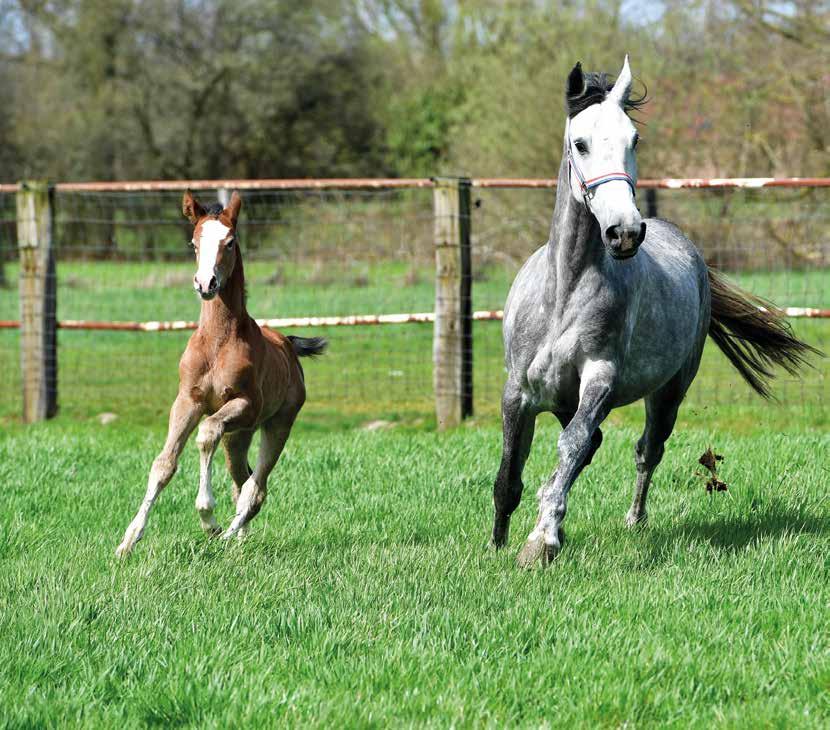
[0,261,827,428]
[0,420,827,727]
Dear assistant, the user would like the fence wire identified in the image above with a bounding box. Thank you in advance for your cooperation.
[471,185,829,415]
[0,184,827,426]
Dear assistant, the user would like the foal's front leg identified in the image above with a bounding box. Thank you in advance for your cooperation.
[518,365,614,567]
[195,397,259,536]
[116,395,202,557]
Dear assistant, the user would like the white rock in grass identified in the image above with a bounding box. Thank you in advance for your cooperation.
[97,412,118,425]
[362,420,395,432]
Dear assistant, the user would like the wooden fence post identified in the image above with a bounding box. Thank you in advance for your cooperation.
[433,177,472,430]
[17,181,57,422]
[646,188,658,219]
[217,187,230,207]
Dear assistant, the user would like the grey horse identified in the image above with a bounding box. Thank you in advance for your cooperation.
[491,56,819,567]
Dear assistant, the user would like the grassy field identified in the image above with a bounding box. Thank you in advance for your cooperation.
[0,260,827,428]
[0,420,827,727]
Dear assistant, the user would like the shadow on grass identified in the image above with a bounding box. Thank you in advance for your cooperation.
[644,497,830,564]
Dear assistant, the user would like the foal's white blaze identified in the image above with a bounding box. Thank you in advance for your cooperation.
[194,219,230,292]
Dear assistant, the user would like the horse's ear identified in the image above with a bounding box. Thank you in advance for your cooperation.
[608,54,632,107]
[182,190,205,224]
[566,62,585,100]
[224,190,242,227]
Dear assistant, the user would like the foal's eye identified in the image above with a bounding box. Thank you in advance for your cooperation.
[188,239,196,249]
[574,140,589,155]
[225,236,235,249]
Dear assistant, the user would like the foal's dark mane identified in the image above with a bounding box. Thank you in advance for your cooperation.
[566,63,648,119]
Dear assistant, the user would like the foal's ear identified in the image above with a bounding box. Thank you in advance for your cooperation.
[224,190,242,228]
[566,62,585,100]
[182,190,206,224]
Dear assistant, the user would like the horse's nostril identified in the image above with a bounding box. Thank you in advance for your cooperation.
[209,277,218,290]
[637,222,647,245]
[606,225,620,241]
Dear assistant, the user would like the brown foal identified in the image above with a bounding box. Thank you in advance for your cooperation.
[116,190,325,557]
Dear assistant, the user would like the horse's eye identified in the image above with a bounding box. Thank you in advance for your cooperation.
[188,240,196,249]
[225,236,235,249]
[575,140,589,155]
[632,134,640,150]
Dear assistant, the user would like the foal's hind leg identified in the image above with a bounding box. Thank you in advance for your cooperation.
[491,380,536,548]
[626,379,684,527]
[195,397,259,536]
[222,430,254,537]
[116,395,202,557]
[221,412,296,540]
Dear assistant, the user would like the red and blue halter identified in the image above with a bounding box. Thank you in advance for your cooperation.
[567,133,636,208]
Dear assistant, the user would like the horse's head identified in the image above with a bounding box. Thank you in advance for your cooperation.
[565,56,646,260]
[182,190,242,300]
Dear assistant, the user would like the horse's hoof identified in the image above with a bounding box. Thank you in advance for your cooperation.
[206,525,223,538]
[517,528,564,568]
[491,523,509,550]
[517,535,547,568]
[115,543,131,559]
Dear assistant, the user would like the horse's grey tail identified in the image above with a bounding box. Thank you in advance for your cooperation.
[288,335,327,358]
[707,267,821,399]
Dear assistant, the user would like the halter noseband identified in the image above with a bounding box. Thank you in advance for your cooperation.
[566,132,636,210]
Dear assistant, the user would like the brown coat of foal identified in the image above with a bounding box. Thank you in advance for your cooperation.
[116,191,325,557]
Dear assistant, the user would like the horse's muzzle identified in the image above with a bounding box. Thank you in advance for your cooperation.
[606,222,646,260]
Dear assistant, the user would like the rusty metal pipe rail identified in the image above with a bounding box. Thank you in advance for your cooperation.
[2,177,830,193]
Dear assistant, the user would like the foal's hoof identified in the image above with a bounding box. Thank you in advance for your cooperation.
[625,510,648,529]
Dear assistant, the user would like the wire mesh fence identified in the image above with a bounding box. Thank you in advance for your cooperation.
[0,180,827,426]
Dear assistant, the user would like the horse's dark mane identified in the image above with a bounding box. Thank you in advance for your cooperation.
[566,69,648,119]
[205,202,224,217]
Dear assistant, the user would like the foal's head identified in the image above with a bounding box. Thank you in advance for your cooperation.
[565,56,647,259]
[182,190,242,300]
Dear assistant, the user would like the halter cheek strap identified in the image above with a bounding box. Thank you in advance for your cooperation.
[566,133,636,208]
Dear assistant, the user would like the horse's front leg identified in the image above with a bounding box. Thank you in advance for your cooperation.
[116,394,202,557]
[492,379,536,548]
[518,366,614,567]
[195,397,259,536]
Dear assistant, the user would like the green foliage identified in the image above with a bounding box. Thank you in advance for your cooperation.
[3,1,827,182]
[386,84,464,176]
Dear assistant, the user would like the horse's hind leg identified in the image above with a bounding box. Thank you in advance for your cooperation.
[626,377,685,527]
[492,380,536,548]
[221,412,296,540]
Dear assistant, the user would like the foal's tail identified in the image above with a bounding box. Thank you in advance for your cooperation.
[707,267,821,399]
[288,335,328,358]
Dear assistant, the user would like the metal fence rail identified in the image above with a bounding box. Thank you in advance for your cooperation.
[0,178,827,426]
